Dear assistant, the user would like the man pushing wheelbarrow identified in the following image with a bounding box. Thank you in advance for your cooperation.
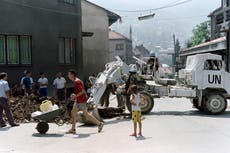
[66,70,104,134]
[32,70,103,134]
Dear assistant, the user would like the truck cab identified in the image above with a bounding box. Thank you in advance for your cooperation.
[180,53,230,94]
[179,53,230,114]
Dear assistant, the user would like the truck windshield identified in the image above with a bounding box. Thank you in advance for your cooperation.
[186,57,196,70]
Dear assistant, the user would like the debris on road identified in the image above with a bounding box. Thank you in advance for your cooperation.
[5,95,129,124]
[8,95,62,123]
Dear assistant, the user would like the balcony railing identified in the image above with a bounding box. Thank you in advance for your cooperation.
[214,6,230,31]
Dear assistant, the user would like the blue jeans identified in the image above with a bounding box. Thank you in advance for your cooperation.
[39,88,48,97]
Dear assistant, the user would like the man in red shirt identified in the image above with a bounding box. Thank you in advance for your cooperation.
[67,70,104,134]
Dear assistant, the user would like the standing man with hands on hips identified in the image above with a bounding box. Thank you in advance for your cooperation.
[0,72,19,128]
[66,70,104,134]
[53,72,66,101]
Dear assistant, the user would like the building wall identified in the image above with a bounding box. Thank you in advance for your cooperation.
[0,0,82,87]
[109,39,126,61]
[82,1,109,78]
[109,39,133,64]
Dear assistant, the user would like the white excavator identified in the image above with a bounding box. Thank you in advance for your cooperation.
[79,53,230,124]
[86,56,154,116]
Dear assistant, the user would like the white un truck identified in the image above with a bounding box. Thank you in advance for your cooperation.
[176,53,230,114]
[88,53,230,115]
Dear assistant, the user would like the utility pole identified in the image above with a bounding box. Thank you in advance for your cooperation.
[172,34,176,74]
[129,25,133,63]
[129,24,132,41]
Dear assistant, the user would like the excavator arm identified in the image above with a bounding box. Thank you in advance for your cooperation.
[87,56,130,106]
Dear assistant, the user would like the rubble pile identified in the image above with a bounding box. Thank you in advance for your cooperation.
[8,95,61,123]
[4,95,128,124]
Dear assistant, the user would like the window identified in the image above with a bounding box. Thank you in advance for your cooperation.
[204,60,223,70]
[116,44,124,50]
[58,38,76,65]
[65,39,71,64]
[0,35,32,65]
[7,36,19,64]
[0,36,5,64]
[20,36,31,64]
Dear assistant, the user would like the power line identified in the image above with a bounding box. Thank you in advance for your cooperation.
[118,14,208,21]
[157,15,208,21]
[110,0,193,13]
[1,0,80,16]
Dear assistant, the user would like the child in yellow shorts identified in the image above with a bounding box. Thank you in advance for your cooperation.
[129,85,146,137]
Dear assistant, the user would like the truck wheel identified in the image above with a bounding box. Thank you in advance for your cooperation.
[191,99,204,111]
[126,91,154,114]
[36,122,49,134]
[203,93,227,115]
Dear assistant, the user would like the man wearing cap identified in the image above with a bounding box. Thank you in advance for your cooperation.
[125,67,138,92]
[147,52,159,76]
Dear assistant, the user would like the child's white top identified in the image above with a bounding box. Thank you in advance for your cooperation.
[131,93,141,111]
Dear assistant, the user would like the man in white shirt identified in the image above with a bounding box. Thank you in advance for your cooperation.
[0,72,19,128]
[38,72,48,97]
[53,72,66,101]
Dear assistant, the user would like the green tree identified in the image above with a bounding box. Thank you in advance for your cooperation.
[187,21,211,48]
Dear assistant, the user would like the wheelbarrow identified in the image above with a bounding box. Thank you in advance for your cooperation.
[32,109,65,134]
[32,100,71,134]
[32,100,103,134]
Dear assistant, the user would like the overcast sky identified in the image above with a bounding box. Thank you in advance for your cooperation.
[88,0,220,18]
[87,0,221,49]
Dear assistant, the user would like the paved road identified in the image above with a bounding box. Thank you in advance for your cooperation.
[1,98,230,153]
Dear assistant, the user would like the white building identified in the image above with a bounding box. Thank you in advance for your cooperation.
[108,30,133,64]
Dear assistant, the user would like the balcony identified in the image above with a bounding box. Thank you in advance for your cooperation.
[180,37,226,57]
[214,6,230,31]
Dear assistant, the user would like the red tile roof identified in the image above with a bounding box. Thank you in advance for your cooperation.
[109,30,130,40]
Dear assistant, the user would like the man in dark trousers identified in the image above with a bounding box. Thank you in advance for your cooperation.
[23,71,33,95]
[66,70,104,134]
[0,72,19,128]
[100,84,115,107]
